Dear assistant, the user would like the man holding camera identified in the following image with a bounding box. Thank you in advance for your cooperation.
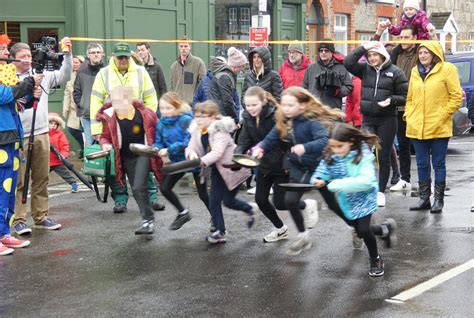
[10,37,72,235]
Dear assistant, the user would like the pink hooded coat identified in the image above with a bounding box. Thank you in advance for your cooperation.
[186,116,251,191]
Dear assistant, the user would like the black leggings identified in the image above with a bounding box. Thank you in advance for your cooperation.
[362,116,397,192]
[160,172,209,213]
[255,172,292,228]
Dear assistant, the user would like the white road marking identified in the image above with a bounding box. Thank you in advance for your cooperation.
[386,259,474,303]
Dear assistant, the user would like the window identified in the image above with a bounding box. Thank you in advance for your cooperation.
[452,61,471,85]
[359,34,372,42]
[378,17,391,42]
[228,5,251,34]
[0,22,21,43]
[334,14,348,55]
[470,33,474,51]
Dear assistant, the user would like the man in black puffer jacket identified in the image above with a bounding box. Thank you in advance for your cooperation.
[208,47,247,124]
[302,40,353,109]
[241,46,283,106]
[344,41,408,207]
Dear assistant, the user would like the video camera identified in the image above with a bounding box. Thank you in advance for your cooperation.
[32,36,64,73]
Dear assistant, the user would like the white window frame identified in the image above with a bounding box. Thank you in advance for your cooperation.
[228,7,238,34]
[240,7,250,34]
[469,33,474,51]
[334,14,348,55]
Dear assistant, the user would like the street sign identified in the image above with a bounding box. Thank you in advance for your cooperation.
[259,0,267,12]
[249,27,268,47]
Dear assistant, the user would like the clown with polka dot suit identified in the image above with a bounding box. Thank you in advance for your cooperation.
[0,34,41,255]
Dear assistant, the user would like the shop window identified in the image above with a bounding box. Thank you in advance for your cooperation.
[334,14,348,55]
[228,5,251,34]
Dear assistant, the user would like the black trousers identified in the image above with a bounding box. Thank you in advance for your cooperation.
[254,172,289,228]
[160,172,210,214]
[397,111,411,183]
[362,116,397,192]
[50,165,76,185]
[121,155,153,222]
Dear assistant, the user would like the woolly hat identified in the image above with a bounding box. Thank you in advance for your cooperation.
[48,113,65,129]
[318,39,336,53]
[227,47,248,67]
[403,0,420,11]
[287,42,304,54]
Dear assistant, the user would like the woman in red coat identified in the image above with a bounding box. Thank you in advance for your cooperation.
[48,113,78,193]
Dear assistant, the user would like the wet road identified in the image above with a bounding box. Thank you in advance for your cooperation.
[1,135,473,317]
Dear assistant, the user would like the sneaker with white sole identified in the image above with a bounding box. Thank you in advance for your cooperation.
[377,192,386,207]
[303,199,319,229]
[389,180,412,192]
[286,232,312,255]
[12,222,32,235]
[0,243,14,256]
[351,229,364,250]
[34,218,61,230]
[247,187,256,195]
[0,234,31,248]
[263,225,289,243]
[206,230,227,244]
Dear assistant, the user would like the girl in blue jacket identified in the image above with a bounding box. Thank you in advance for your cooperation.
[311,123,397,277]
[252,87,344,255]
[154,92,210,231]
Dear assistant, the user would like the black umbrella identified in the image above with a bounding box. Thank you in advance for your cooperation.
[50,145,93,190]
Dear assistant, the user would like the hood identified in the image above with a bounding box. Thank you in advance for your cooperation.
[248,46,272,74]
[210,57,231,75]
[160,112,193,126]
[108,55,138,73]
[242,102,275,121]
[283,54,311,70]
[367,44,391,70]
[208,116,236,134]
[417,41,445,63]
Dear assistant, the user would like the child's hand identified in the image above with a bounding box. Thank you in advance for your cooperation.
[314,179,326,188]
[251,147,264,159]
[158,148,168,157]
[102,144,112,151]
[427,23,435,32]
[187,151,199,160]
[291,144,305,156]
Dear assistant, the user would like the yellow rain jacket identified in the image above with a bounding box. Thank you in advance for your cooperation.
[404,41,462,139]
[90,56,158,135]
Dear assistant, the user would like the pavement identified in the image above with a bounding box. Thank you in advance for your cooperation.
[1,135,473,317]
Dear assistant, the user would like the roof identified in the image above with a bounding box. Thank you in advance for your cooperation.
[430,12,451,29]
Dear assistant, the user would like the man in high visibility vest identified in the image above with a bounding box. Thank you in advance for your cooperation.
[90,42,165,213]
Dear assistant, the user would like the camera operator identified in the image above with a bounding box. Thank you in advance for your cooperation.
[10,37,72,235]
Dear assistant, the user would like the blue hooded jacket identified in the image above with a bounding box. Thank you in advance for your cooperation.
[0,85,25,146]
[153,112,193,163]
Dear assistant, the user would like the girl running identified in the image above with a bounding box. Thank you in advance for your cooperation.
[311,123,397,277]
[252,87,344,255]
[154,92,210,230]
[186,101,256,244]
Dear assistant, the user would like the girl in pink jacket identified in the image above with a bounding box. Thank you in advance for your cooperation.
[186,101,255,244]
[385,0,435,40]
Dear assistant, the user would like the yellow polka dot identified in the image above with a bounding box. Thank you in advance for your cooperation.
[13,157,20,171]
[15,142,20,150]
[3,178,12,193]
[0,149,8,164]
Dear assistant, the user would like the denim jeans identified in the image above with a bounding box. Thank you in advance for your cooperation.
[209,166,252,233]
[411,138,449,182]
[80,117,94,147]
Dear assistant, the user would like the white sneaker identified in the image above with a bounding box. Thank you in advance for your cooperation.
[303,199,319,229]
[377,192,386,207]
[389,180,412,192]
[247,187,256,195]
[286,232,312,255]
[263,225,289,243]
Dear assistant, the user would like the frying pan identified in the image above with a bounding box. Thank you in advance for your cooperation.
[129,143,159,157]
[161,159,201,175]
[85,150,110,160]
[232,154,260,168]
[278,183,318,192]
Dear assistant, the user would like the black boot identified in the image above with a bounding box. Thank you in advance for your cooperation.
[430,182,445,213]
[410,180,431,211]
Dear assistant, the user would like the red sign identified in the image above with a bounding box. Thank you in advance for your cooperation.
[249,27,268,47]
